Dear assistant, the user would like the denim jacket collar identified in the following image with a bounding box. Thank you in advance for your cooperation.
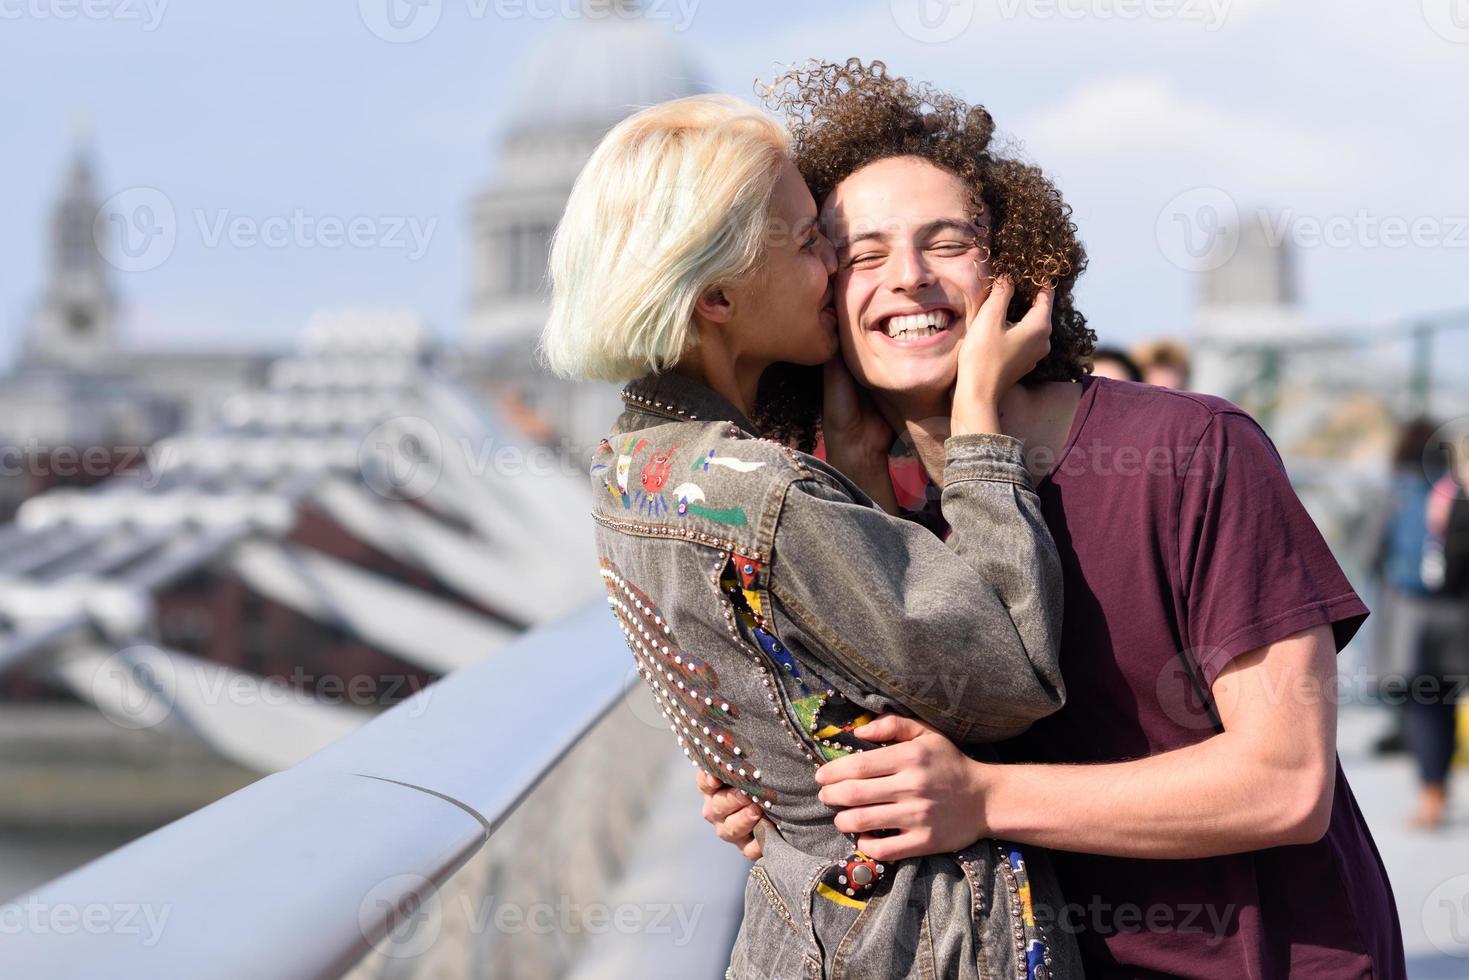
[621,371,760,438]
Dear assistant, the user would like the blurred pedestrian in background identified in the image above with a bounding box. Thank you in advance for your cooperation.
[1088,346,1143,383]
[1372,419,1441,757]
[1413,430,1469,827]
[1375,418,1468,828]
[1131,338,1191,390]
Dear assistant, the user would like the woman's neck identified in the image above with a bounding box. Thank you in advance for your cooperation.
[671,328,766,419]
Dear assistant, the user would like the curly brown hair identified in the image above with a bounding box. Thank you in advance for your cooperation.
[751,59,1095,450]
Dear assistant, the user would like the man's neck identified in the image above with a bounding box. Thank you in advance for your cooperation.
[873,388,952,484]
[1001,381,1085,482]
[878,381,1084,486]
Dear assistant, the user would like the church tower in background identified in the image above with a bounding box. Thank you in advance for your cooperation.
[25,141,119,372]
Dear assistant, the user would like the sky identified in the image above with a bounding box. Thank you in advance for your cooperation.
[1,0,1465,366]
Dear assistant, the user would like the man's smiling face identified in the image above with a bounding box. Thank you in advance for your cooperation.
[824,156,993,400]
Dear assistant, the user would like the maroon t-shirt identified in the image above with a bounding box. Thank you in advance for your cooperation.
[899,377,1404,979]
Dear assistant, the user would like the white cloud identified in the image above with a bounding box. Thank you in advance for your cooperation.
[1019,75,1341,193]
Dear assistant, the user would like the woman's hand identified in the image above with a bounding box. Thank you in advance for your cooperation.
[814,714,996,862]
[696,769,767,860]
[952,277,1054,436]
[822,357,901,514]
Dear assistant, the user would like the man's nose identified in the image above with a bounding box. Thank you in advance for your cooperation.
[888,246,934,293]
[819,236,838,276]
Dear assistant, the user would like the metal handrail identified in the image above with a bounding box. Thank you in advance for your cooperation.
[0,601,680,980]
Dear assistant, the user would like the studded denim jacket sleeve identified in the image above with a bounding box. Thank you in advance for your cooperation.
[764,432,1066,745]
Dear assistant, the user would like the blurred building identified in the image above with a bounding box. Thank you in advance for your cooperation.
[457,0,706,452]
[4,0,707,511]
[1192,213,1315,410]
[1189,213,1469,572]
[0,0,700,860]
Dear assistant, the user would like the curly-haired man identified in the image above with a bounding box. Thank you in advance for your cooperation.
[703,60,1406,980]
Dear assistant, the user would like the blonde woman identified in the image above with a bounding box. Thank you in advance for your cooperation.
[542,94,1078,979]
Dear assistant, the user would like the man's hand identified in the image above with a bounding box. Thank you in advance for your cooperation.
[695,769,767,860]
[814,715,991,861]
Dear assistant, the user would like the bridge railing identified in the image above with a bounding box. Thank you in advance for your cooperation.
[2,602,749,980]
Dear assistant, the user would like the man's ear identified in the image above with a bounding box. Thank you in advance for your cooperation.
[694,285,735,325]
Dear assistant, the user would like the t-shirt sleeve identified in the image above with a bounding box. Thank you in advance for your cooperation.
[1177,410,1369,687]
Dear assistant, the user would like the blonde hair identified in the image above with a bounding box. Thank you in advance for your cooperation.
[541,94,791,381]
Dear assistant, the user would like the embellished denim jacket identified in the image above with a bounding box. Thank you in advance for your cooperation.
[591,372,1082,980]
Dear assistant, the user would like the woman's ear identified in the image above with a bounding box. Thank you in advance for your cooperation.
[694,284,735,324]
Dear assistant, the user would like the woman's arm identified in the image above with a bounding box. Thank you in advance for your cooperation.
[697,435,1064,856]
[766,433,1063,744]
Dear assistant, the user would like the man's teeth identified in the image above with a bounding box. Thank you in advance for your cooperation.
[884,310,954,339]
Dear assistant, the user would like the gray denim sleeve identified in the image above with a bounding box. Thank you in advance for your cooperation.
[764,434,1065,744]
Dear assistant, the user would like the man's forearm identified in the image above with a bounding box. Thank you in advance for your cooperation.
[979,731,1334,859]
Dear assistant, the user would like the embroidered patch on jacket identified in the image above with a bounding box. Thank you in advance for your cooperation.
[600,558,772,808]
[791,693,877,761]
[614,437,646,495]
[595,441,749,527]
[1005,844,1046,980]
[719,555,877,764]
[601,479,629,508]
[684,502,747,526]
[815,851,886,909]
[720,555,803,682]
[692,449,767,473]
[630,487,672,518]
[640,446,680,494]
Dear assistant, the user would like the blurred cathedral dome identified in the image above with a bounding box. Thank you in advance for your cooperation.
[504,1,703,139]
[467,0,707,450]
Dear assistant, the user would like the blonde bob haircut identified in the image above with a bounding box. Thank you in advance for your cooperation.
[541,94,791,381]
